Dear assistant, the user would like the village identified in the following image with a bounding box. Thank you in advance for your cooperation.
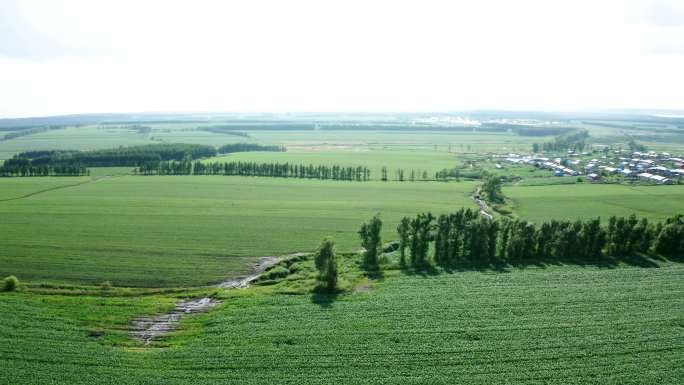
[498,149,684,185]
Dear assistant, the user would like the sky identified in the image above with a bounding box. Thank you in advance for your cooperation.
[0,0,682,118]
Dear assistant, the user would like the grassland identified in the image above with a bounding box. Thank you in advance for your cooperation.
[1,261,682,384]
[505,184,684,223]
[0,176,477,287]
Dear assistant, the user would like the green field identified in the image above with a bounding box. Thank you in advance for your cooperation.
[2,262,682,384]
[0,125,551,161]
[3,176,684,287]
[2,113,684,384]
[0,176,477,287]
[505,184,684,223]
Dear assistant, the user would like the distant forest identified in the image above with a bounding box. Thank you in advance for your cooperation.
[0,143,283,176]
[532,130,589,153]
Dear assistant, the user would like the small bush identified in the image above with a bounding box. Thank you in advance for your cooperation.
[3,275,19,292]
[493,204,512,215]
[288,262,303,274]
[262,266,290,280]
[100,280,113,290]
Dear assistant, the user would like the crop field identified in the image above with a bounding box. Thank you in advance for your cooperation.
[0,176,477,286]
[246,130,548,153]
[0,126,152,160]
[0,124,550,161]
[505,184,684,223]
[1,262,682,384]
[1,112,683,385]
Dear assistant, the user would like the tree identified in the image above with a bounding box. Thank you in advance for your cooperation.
[359,214,382,268]
[409,212,434,266]
[654,215,684,256]
[381,166,388,182]
[482,175,504,203]
[628,139,647,153]
[532,143,540,153]
[315,237,338,292]
[397,217,410,266]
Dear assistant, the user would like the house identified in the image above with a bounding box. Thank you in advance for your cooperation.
[587,173,601,182]
[648,166,671,176]
[670,169,684,178]
[621,168,636,177]
[638,172,674,185]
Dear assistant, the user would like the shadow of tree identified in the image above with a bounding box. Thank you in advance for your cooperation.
[401,263,441,277]
[310,292,339,308]
[363,266,385,281]
[399,253,681,275]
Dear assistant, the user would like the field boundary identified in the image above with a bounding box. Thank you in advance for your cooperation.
[0,177,106,202]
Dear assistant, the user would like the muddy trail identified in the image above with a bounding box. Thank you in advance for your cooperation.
[0,176,109,203]
[130,254,304,344]
[471,187,493,220]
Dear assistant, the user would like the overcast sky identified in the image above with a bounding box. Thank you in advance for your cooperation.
[0,0,682,118]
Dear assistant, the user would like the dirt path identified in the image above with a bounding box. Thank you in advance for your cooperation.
[130,254,304,345]
[0,176,107,203]
[471,187,493,220]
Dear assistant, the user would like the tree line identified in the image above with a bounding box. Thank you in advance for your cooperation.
[314,212,683,293]
[217,143,285,154]
[2,143,215,170]
[380,166,461,182]
[1,125,68,142]
[397,209,684,266]
[0,161,88,177]
[138,161,471,183]
[396,209,684,268]
[137,160,372,181]
[0,143,287,177]
[532,130,589,153]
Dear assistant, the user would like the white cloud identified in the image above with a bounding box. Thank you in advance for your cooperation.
[0,0,682,117]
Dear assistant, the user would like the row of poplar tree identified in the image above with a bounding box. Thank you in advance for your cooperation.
[315,212,684,292]
[395,209,684,267]
[137,160,372,181]
[380,167,460,182]
[0,163,88,177]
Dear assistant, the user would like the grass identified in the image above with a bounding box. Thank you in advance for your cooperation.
[504,184,684,223]
[1,260,682,384]
[0,176,477,287]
